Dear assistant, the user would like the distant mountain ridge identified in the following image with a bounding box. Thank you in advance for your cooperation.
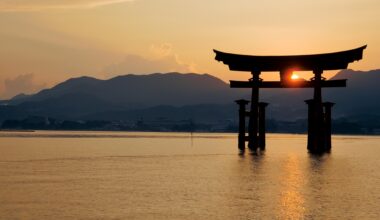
[1,70,380,124]
[254,69,380,119]
[1,72,247,121]
[8,73,246,108]
[326,69,380,117]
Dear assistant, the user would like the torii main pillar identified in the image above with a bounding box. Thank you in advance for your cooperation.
[248,72,260,150]
[214,45,366,154]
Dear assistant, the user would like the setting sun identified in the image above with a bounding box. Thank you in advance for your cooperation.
[291,73,300,80]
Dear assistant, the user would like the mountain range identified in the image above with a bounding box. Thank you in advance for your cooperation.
[1,70,380,132]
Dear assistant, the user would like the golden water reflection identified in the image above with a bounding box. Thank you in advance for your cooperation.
[2,132,380,219]
[279,153,306,219]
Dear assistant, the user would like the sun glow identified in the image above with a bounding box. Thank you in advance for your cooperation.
[291,74,300,80]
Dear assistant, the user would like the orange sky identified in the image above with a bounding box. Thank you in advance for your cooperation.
[0,0,379,98]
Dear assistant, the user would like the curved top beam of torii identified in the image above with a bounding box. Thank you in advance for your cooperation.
[214,45,367,73]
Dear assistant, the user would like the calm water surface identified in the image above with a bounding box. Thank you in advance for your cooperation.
[1,131,380,219]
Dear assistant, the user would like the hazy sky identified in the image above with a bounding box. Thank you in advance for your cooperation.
[0,0,379,98]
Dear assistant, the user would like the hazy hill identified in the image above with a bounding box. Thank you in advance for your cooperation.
[325,69,380,117]
[83,104,237,123]
[1,72,247,120]
[1,70,379,124]
[8,73,247,109]
[248,69,380,120]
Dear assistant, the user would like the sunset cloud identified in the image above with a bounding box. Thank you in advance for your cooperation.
[0,0,134,12]
[103,54,198,77]
[103,43,198,77]
[2,74,46,99]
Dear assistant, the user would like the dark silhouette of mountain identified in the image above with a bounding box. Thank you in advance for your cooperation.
[1,70,379,131]
[7,73,247,108]
[9,76,103,105]
[17,93,122,119]
[10,93,32,100]
[325,69,380,117]
[82,104,237,123]
[0,72,247,121]
[257,69,380,120]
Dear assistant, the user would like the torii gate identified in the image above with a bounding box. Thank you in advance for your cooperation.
[214,45,366,154]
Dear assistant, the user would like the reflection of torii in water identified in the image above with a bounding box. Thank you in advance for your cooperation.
[214,45,367,154]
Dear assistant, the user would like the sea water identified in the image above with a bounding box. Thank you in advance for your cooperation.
[1,131,380,219]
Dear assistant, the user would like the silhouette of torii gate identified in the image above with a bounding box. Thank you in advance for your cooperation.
[214,45,366,154]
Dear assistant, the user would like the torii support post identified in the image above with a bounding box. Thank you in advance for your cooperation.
[248,72,260,151]
[305,99,315,151]
[236,99,249,151]
[310,69,326,154]
[324,102,335,151]
[259,102,269,150]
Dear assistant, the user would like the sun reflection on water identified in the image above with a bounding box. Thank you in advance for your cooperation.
[279,154,306,219]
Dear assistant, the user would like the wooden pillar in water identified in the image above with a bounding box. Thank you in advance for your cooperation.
[305,99,315,151]
[323,102,335,151]
[236,99,249,151]
[248,72,260,151]
[259,102,268,150]
[311,69,326,153]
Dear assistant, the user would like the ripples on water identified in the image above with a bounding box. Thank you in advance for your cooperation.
[1,131,380,219]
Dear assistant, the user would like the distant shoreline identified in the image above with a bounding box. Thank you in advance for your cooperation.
[0,129,35,132]
[0,129,378,136]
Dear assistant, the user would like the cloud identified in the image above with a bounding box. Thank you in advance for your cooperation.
[0,0,134,12]
[150,43,173,59]
[103,54,198,76]
[103,43,198,76]
[2,74,46,99]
